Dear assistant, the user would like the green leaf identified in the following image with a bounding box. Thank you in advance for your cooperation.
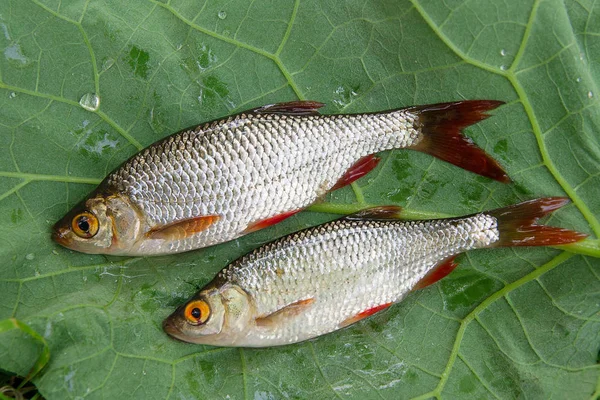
[1,0,599,398]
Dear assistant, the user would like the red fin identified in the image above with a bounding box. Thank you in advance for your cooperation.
[331,155,381,191]
[255,298,315,327]
[245,210,301,233]
[346,205,403,220]
[339,302,393,328]
[488,197,588,247]
[408,100,510,183]
[252,100,325,116]
[413,256,458,291]
[146,215,220,240]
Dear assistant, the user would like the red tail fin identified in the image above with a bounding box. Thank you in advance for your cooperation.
[408,100,509,183]
[488,197,587,247]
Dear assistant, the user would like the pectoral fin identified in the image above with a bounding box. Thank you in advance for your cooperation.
[255,298,315,327]
[146,215,220,240]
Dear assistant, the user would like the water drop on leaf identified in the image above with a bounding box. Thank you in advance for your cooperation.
[26,253,35,260]
[79,93,100,111]
[218,11,227,19]
[588,91,594,98]
[101,58,115,72]
[500,49,506,56]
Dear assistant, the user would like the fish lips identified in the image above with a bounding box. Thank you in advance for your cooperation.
[51,223,72,247]
[162,315,187,342]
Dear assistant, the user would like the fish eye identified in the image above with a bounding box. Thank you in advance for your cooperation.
[184,300,210,325]
[71,212,99,238]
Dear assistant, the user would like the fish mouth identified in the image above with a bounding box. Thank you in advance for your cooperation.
[162,317,184,340]
[51,225,72,247]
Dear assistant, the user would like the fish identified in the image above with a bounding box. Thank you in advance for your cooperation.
[162,198,585,347]
[52,100,509,256]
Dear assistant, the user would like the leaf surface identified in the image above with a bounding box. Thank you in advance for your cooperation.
[0,0,599,398]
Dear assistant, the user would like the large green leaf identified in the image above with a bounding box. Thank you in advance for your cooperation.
[0,0,599,398]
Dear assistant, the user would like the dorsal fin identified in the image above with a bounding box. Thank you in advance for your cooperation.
[252,101,325,116]
[345,205,403,220]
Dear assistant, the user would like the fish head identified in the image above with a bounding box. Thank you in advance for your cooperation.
[163,284,253,346]
[51,192,144,255]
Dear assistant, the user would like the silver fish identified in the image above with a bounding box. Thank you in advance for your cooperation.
[163,198,585,347]
[52,100,507,256]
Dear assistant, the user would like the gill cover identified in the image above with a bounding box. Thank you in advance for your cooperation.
[52,193,143,255]
[163,285,253,346]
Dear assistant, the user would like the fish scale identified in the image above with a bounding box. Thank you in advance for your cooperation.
[212,215,497,345]
[105,112,419,253]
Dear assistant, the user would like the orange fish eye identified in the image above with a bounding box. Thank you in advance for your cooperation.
[71,212,99,238]
[184,300,210,325]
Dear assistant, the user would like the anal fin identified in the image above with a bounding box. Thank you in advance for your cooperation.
[245,210,301,233]
[412,255,458,291]
[339,302,393,328]
[255,298,315,327]
[331,155,381,191]
[146,215,220,240]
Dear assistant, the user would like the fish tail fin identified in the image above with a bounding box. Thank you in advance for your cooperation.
[408,100,510,183]
[488,197,587,247]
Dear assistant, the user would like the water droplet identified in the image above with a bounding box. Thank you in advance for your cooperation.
[52,250,59,255]
[101,58,115,72]
[576,77,581,83]
[9,92,15,99]
[1,22,30,66]
[222,29,231,36]
[79,93,100,111]
[75,130,119,158]
[500,49,506,56]
[333,85,359,108]
[83,276,88,282]
[588,91,594,98]
[500,65,507,71]
[25,253,35,260]
[4,43,29,65]
[218,11,227,19]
